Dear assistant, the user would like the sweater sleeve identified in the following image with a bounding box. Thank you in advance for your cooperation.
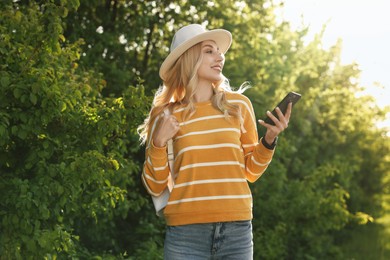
[239,95,275,183]
[141,115,171,196]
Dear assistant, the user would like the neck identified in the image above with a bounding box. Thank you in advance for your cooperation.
[194,82,214,103]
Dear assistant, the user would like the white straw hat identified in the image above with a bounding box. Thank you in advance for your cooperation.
[159,24,232,81]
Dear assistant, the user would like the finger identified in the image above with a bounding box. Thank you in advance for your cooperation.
[284,102,293,121]
[258,119,267,127]
[266,110,283,128]
[169,116,179,125]
[160,113,170,125]
[258,119,278,133]
[275,107,288,127]
[275,107,284,120]
[258,119,271,129]
[169,115,177,120]
[172,121,181,134]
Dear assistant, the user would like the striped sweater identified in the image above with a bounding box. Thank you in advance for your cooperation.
[142,92,275,226]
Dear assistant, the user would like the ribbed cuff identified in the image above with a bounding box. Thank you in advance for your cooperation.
[149,140,168,159]
[261,136,278,150]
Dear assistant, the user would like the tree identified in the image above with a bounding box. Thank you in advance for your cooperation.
[0,1,151,258]
[1,0,388,258]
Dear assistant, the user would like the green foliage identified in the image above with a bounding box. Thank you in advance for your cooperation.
[0,0,152,258]
[1,0,389,259]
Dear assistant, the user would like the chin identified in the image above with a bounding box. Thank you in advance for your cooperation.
[210,75,223,82]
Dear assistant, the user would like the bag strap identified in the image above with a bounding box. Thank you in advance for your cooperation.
[163,108,175,192]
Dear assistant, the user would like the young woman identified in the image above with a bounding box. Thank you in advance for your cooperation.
[138,24,292,259]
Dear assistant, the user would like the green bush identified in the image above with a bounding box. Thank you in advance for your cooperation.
[0,1,155,258]
[1,0,388,258]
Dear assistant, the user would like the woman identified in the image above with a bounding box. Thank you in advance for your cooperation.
[138,24,292,259]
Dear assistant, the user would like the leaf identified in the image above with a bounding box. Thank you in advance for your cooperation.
[13,88,22,99]
[60,101,67,112]
[11,125,18,135]
[0,125,6,137]
[31,83,40,94]
[30,93,38,105]
[58,7,68,18]
[0,75,10,87]
[59,34,66,42]
[41,207,50,220]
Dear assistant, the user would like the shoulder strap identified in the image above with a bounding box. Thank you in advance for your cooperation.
[163,108,175,191]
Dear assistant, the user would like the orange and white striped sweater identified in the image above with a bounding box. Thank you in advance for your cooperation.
[142,92,275,226]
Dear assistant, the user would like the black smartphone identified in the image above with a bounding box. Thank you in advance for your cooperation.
[264,91,302,125]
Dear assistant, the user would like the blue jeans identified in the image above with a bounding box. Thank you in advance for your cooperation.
[164,221,253,260]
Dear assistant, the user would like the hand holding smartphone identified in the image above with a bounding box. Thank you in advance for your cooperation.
[264,92,301,125]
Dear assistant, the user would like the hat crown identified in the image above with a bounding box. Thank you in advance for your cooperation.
[170,24,206,52]
[159,24,231,81]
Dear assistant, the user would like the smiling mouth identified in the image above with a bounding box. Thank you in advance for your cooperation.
[212,65,223,71]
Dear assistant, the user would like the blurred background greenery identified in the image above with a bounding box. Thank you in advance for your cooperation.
[0,0,389,259]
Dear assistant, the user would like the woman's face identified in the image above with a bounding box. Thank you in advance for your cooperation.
[197,40,225,84]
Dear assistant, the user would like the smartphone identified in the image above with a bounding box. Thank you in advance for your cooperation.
[264,91,302,125]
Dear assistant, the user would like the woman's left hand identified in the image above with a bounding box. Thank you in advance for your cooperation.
[258,102,292,145]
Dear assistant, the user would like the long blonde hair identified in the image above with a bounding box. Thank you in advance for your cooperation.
[138,42,248,144]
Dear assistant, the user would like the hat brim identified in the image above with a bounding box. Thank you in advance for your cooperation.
[159,29,232,81]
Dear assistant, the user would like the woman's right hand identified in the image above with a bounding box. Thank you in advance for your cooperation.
[153,113,180,147]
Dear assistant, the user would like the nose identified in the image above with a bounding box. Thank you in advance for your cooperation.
[216,51,224,61]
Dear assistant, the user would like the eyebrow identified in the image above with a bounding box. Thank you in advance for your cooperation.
[202,44,219,50]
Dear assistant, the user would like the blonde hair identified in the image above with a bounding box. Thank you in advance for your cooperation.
[138,42,249,144]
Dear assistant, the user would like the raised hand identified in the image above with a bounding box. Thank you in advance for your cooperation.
[258,102,292,145]
[153,113,180,147]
